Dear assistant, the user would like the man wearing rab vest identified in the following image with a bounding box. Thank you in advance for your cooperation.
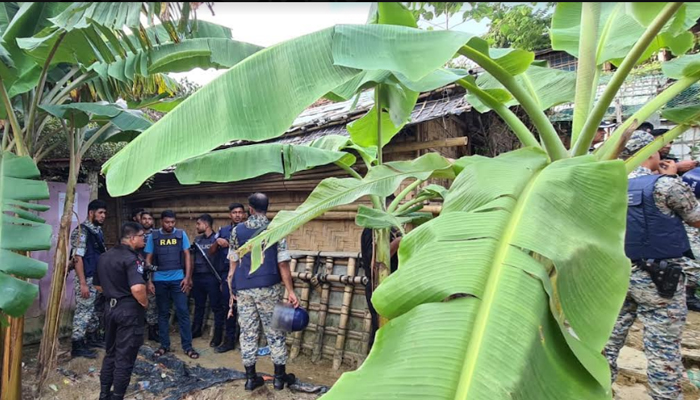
[69,199,108,359]
[228,193,299,392]
[145,210,199,360]
[190,213,225,347]
[211,203,247,353]
[604,131,700,400]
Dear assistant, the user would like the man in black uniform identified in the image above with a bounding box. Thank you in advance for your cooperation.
[211,203,246,353]
[190,213,225,346]
[94,222,148,400]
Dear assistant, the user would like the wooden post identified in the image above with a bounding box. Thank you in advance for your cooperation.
[87,169,99,201]
[290,255,313,359]
[333,257,357,370]
[283,258,298,302]
[312,256,334,362]
[361,308,372,356]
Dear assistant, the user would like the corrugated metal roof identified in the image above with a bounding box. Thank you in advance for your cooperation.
[272,92,470,145]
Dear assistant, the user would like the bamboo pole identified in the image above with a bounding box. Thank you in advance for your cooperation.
[299,342,364,362]
[304,323,365,342]
[283,258,298,302]
[361,309,372,356]
[1,316,23,400]
[292,271,367,286]
[306,303,366,319]
[290,250,361,258]
[290,256,313,359]
[334,257,357,370]
[312,257,334,362]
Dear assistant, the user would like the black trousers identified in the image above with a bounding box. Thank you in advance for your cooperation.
[364,281,379,351]
[100,299,145,396]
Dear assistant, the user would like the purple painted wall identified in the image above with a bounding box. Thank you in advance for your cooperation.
[25,182,91,337]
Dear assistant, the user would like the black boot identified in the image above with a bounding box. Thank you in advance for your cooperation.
[244,365,264,391]
[110,393,125,400]
[148,324,160,343]
[86,331,105,349]
[688,285,700,312]
[71,339,97,359]
[191,323,203,339]
[214,337,236,353]
[98,384,111,399]
[273,364,296,391]
[210,326,223,347]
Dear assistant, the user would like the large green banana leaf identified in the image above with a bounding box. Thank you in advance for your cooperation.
[102,24,482,197]
[324,148,630,399]
[173,143,355,185]
[240,153,455,272]
[0,151,50,317]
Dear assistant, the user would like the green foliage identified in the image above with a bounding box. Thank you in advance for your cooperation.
[0,151,50,316]
[407,2,554,51]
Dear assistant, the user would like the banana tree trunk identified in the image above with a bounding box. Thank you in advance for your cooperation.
[1,316,25,399]
[372,228,392,327]
[35,150,79,387]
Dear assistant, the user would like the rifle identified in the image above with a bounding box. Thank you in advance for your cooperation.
[194,242,223,284]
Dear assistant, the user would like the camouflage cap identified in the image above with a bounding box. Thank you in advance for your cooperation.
[621,130,655,158]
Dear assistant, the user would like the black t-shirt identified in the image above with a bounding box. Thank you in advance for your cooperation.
[94,244,146,301]
[360,228,400,285]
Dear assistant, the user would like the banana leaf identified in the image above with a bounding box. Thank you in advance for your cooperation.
[0,151,50,317]
[324,147,630,399]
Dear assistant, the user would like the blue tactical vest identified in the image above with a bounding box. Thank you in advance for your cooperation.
[625,174,691,260]
[233,224,281,291]
[151,229,184,271]
[82,224,106,278]
[193,233,217,274]
[217,224,235,273]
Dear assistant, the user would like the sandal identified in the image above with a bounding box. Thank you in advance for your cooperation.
[185,348,200,359]
[153,347,169,359]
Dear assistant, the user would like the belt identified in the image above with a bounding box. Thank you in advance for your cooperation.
[107,297,138,308]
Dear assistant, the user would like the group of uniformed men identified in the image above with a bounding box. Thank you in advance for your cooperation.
[70,193,299,399]
[71,125,700,399]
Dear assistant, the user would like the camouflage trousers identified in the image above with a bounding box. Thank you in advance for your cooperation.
[237,284,287,367]
[146,292,158,325]
[72,276,99,341]
[603,267,687,400]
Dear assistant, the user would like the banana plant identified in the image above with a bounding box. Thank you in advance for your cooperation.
[0,150,50,399]
[101,2,700,398]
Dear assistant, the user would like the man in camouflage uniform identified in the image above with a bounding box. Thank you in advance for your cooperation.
[70,199,108,359]
[140,211,159,342]
[228,193,299,391]
[604,131,700,400]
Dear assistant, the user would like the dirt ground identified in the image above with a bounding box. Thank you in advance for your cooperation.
[613,311,700,400]
[22,333,350,400]
[22,313,700,399]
